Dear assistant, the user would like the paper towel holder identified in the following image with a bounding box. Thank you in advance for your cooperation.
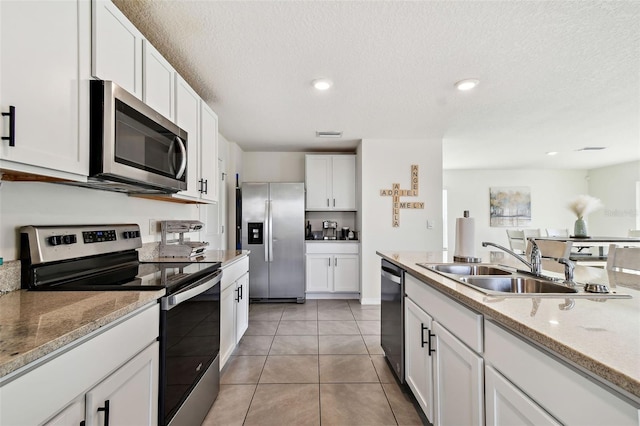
[453,210,482,263]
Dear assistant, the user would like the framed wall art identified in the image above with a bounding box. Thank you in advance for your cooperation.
[489,187,531,227]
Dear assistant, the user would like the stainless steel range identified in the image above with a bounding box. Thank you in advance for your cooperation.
[20,224,221,426]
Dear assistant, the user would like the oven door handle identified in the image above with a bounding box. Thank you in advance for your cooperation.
[165,271,221,309]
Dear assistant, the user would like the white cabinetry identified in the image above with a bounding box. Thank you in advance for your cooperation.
[485,365,560,426]
[92,0,143,98]
[485,320,640,425]
[0,0,90,179]
[305,243,360,295]
[143,41,175,121]
[175,76,201,199]
[220,256,250,368]
[199,101,219,203]
[0,303,159,426]
[305,155,356,211]
[404,273,484,425]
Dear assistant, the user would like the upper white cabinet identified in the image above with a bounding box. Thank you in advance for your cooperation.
[175,76,201,199]
[199,101,219,203]
[305,155,356,211]
[0,0,90,179]
[143,41,176,121]
[92,0,143,98]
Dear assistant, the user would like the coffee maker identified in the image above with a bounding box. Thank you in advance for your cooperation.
[322,220,337,240]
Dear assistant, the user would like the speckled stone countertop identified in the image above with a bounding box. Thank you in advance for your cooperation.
[377,250,640,401]
[0,289,164,379]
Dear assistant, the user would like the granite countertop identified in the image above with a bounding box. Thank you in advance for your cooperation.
[0,289,164,380]
[377,250,640,401]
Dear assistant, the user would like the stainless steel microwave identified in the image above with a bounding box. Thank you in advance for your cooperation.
[88,80,188,193]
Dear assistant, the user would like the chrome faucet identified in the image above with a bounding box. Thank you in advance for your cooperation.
[556,257,575,284]
[482,239,542,276]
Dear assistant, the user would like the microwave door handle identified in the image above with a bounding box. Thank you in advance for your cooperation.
[167,138,176,175]
[174,136,187,179]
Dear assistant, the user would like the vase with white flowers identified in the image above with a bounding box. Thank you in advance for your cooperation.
[567,195,603,238]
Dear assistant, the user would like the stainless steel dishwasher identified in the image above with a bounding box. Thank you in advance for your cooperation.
[380,259,405,383]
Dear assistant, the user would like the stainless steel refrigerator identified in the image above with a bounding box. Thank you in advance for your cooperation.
[241,182,305,302]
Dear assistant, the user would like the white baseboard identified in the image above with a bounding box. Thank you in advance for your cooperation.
[305,292,360,300]
[359,297,381,305]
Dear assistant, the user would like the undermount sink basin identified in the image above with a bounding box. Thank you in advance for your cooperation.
[427,264,513,276]
[459,276,578,294]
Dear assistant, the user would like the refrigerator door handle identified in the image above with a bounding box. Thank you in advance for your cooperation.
[264,200,269,262]
[268,200,274,262]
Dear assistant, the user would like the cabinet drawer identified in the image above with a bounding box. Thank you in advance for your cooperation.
[405,273,483,353]
[305,242,359,254]
[222,256,249,290]
[485,320,640,425]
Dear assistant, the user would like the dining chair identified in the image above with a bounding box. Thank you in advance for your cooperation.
[628,229,640,238]
[606,244,640,273]
[506,230,526,253]
[523,229,541,239]
[546,228,569,237]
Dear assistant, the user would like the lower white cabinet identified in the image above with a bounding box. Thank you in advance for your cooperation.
[220,256,250,368]
[405,273,484,426]
[485,365,560,426]
[305,242,360,295]
[0,303,159,426]
[485,320,640,425]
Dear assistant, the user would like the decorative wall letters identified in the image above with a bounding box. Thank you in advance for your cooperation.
[380,165,425,227]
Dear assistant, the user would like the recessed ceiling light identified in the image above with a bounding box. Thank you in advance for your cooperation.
[316,131,342,138]
[576,147,607,151]
[454,79,479,91]
[546,151,558,156]
[312,79,333,91]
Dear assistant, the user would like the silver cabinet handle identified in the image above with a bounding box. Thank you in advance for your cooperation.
[381,270,401,284]
[335,257,338,267]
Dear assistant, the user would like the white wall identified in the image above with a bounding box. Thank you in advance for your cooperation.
[443,169,588,253]
[360,138,443,304]
[0,182,200,260]
[242,152,306,182]
[587,160,640,236]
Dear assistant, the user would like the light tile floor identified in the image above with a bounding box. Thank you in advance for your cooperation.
[202,299,425,425]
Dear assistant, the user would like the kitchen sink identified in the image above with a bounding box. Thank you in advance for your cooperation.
[459,276,577,294]
[426,264,513,276]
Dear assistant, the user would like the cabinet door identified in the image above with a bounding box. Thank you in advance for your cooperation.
[432,321,483,426]
[92,0,143,98]
[85,341,159,426]
[333,254,359,292]
[220,282,237,368]
[331,155,356,210]
[44,398,84,426]
[404,298,435,423]
[175,75,201,198]
[305,155,331,210]
[199,101,219,203]
[305,254,332,292]
[235,273,249,343]
[485,366,560,426]
[143,40,175,120]
[0,0,89,177]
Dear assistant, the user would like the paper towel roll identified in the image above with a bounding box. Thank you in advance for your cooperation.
[454,213,476,259]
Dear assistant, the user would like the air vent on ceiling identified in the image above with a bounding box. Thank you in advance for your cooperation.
[315,131,343,138]
[576,147,607,151]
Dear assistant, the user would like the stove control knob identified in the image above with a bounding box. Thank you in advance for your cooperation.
[123,230,140,239]
[48,236,62,246]
[62,234,77,245]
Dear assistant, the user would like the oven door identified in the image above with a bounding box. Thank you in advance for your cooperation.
[159,270,221,426]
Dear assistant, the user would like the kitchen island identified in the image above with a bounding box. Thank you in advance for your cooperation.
[378,250,640,425]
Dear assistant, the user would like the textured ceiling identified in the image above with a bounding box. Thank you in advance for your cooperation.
[113,0,640,170]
